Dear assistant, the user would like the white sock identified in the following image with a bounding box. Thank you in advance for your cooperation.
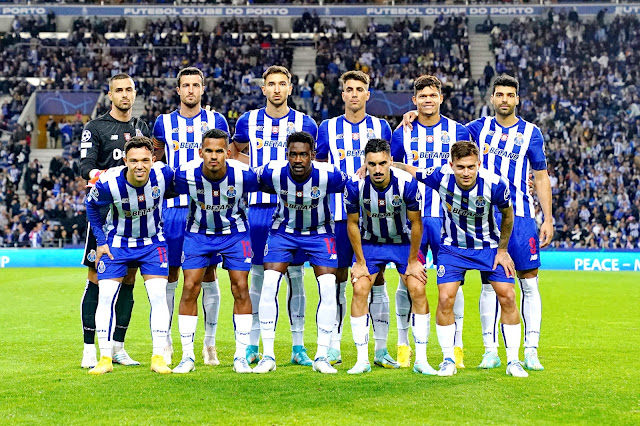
[502,323,521,364]
[112,341,123,353]
[95,279,121,359]
[436,324,455,362]
[330,280,347,351]
[201,280,220,348]
[411,313,430,363]
[370,283,390,352]
[234,314,252,359]
[84,343,96,353]
[351,315,370,364]
[249,265,264,348]
[286,265,306,348]
[315,274,337,359]
[259,269,283,359]
[145,278,170,356]
[519,277,542,349]
[178,314,198,360]
[453,286,464,348]
[395,278,411,346]
[480,283,501,352]
[166,280,178,346]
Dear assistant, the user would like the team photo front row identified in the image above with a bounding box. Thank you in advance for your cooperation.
[84,130,532,378]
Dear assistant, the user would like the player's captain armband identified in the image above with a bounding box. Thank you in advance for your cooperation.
[87,169,107,188]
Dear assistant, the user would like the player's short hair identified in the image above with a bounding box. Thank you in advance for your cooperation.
[124,136,154,155]
[177,67,204,87]
[286,131,315,151]
[202,128,229,147]
[340,70,370,88]
[109,74,134,91]
[364,138,391,156]
[450,141,479,162]
[414,75,442,95]
[492,74,519,94]
[262,65,291,83]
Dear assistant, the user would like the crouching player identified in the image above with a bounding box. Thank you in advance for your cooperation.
[345,139,435,375]
[85,136,173,375]
[171,129,259,374]
[252,131,349,374]
[396,140,529,378]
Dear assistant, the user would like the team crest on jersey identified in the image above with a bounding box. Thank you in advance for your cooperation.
[296,191,303,198]
[310,186,321,199]
[353,133,360,141]
[437,265,445,278]
[138,194,145,202]
[514,133,524,146]
[287,122,296,135]
[391,194,402,207]
[124,133,131,141]
[227,186,237,198]
[426,135,434,143]
[424,166,436,176]
[135,129,144,137]
[151,186,161,199]
[378,199,386,206]
[500,133,508,142]
[82,130,91,142]
[441,131,450,144]
[87,250,97,263]
[213,190,220,197]
[367,128,375,139]
[97,261,106,274]
[201,122,209,132]
[272,126,279,134]
[475,196,487,208]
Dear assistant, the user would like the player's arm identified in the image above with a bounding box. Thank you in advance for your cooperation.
[347,211,369,283]
[405,210,426,284]
[230,113,250,161]
[79,123,103,180]
[315,120,329,163]
[495,202,516,278]
[399,110,418,131]
[152,117,166,163]
[533,167,553,247]
[392,162,418,178]
[254,163,277,194]
[85,183,114,265]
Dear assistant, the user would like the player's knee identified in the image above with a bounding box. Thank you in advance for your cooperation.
[231,281,250,301]
[181,281,201,302]
[352,281,370,301]
[437,292,456,312]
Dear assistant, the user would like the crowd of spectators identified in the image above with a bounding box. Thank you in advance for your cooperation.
[491,11,640,249]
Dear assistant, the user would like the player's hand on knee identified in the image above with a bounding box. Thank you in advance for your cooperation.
[493,249,515,278]
[96,244,114,266]
[350,262,370,284]
[406,260,427,284]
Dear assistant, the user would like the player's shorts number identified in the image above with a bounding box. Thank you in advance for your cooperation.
[157,246,168,263]
[323,237,337,255]
[529,237,537,254]
[241,240,253,257]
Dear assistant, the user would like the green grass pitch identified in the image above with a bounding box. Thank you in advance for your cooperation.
[1,268,638,425]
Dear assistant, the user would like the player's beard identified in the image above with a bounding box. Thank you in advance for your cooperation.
[495,103,515,117]
[269,96,287,108]
[182,97,200,109]
[114,101,132,113]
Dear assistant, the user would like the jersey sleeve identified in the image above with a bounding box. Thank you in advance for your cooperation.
[303,115,319,140]
[85,180,113,245]
[233,112,250,145]
[527,127,548,171]
[242,168,262,193]
[344,180,360,214]
[79,121,104,180]
[415,166,444,192]
[403,179,421,211]
[255,163,276,194]
[465,118,484,143]
[381,119,393,142]
[152,116,166,149]
[215,112,230,134]
[161,164,175,193]
[494,178,512,210]
[173,167,189,195]
[328,167,349,193]
[456,123,471,142]
[390,128,406,162]
[315,120,329,160]
[139,119,151,138]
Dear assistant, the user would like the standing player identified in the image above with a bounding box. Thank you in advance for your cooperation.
[85,136,173,375]
[252,131,348,374]
[79,73,149,368]
[171,129,260,374]
[153,67,229,366]
[396,140,529,378]
[316,71,397,368]
[466,75,553,371]
[391,75,470,368]
[231,66,318,366]
[344,139,435,375]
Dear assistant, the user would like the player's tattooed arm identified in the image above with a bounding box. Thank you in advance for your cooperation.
[392,162,418,178]
[406,210,427,284]
[497,205,514,250]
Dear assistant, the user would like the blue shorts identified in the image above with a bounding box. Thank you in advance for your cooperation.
[97,240,169,280]
[163,206,220,268]
[335,220,354,269]
[362,242,412,275]
[436,245,514,285]
[182,231,253,272]
[248,204,305,266]
[421,217,443,265]
[264,231,337,268]
[495,213,541,271]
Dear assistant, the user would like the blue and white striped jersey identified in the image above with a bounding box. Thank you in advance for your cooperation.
[344,168,421,244]
[173,159,261,236]
[317,114,392,221]
[415,165,511,249]
[466,116,547,218]
[233,107,318,205]
[153,108,229,208]
[257,161,348,235]
[391,116,470,218]
[86,163,174,248]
